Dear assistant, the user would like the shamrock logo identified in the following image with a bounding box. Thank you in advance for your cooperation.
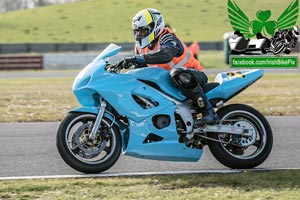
[228,0,299,38]
[250,10,277,36]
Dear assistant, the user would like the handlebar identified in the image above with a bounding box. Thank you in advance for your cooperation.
[105,63,123,73]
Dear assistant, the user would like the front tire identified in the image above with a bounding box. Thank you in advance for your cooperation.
[208,104,273,169]
[56,112,121,173]
[273,42,286,54]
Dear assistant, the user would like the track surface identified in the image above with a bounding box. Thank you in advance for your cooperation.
[0,116,299,177]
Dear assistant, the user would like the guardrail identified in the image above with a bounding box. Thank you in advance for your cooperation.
[0,43,133,54]
[0,41,298,54]
[0,41,298,70]
[0,55,43,70]
[0,42,224,54]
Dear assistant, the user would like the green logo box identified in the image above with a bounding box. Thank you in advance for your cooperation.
[230,56,299,69]
[228,0,299,38]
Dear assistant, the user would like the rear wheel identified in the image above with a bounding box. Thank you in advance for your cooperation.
[208,104,273,169]
[56,112,121,173]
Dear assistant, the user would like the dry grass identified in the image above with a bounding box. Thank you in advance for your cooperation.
[0,77,78,122]
[0,170,300,200]
[228,73,300,116]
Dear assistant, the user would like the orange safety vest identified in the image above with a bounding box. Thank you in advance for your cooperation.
[136,27,203,71]
[188,41,200,56]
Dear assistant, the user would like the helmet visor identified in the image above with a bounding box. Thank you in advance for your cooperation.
[133,22,155,40]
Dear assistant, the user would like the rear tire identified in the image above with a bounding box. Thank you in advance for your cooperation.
[56,112,121,173]
[208,104,273,169]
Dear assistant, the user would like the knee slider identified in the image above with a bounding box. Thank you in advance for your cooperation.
[170,68,197,89]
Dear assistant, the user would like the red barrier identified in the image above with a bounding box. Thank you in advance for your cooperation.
[0,55,43,70]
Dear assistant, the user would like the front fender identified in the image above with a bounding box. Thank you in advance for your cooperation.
[69,106,120,128]
[70,107,99,115]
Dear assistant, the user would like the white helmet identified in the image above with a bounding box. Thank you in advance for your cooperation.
[132,8,165,49]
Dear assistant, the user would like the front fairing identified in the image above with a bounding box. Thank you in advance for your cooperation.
[73,60,106,92]
[72,44,121,107]
[73,43,121,91]
[74,70,178,122]
[71,44,182,123]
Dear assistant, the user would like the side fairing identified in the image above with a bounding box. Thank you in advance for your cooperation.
[77,72,176,123]
[126,67,187,101]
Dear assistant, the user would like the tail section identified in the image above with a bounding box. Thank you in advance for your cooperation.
[206,69,264,103]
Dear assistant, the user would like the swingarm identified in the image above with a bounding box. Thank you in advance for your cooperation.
[201,124,254,136]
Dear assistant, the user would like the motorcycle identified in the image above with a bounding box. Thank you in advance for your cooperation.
[270,26,299,55]
[229,26,300,55]
[56,43,273,174]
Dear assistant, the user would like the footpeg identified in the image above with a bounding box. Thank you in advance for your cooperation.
[197,97,205,108]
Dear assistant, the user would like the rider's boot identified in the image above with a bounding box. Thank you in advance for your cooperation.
[194,96,218,128]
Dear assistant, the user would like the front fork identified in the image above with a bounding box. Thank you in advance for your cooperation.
[89,98,107,141]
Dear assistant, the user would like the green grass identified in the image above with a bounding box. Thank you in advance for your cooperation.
[0,0,297,43]
[0,170,300,200]
[200,50,229,69]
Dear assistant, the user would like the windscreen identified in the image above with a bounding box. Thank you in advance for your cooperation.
[93,43,122,62]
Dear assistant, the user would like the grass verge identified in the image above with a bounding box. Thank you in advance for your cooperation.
[0,170,299,200]
[0,0,296,43]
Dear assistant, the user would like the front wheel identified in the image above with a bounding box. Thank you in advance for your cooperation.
[273,41,286,54]
[208,104,273,169]
[56,112,121,173]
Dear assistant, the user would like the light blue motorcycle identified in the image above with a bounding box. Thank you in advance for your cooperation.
[56,44,273,173]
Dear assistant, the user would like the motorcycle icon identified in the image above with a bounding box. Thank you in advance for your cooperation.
[229,26,299,55]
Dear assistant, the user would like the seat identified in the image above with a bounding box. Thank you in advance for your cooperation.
[203,82,220,93]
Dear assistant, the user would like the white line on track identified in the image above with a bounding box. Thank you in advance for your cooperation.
[1,168,299,180]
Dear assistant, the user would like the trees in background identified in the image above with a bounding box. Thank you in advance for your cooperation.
[0,0,79,13]
[0,0,28,12]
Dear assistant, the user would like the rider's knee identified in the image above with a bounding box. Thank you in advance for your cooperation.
[170,68,197,89]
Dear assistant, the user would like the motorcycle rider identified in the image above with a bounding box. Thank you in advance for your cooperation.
[116,8,218,128]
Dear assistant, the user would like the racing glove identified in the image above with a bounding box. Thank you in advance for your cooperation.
[118,55,146,69]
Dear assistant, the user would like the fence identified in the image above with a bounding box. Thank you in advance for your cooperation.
[0,54,43,70]
[0,42,223,70]
[0,42,224,54]
[0,41,298,70]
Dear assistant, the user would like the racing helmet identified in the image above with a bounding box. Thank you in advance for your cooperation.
[132,8,165,49]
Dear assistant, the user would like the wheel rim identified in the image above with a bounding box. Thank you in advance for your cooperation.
[65,114,117,164]
[218,110,267,159]
[273,42,286,54]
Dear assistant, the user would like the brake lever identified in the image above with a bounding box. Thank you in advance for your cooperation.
[106,63,122,73]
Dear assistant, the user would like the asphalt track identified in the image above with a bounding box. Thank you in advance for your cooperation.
[0,116,299,178]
